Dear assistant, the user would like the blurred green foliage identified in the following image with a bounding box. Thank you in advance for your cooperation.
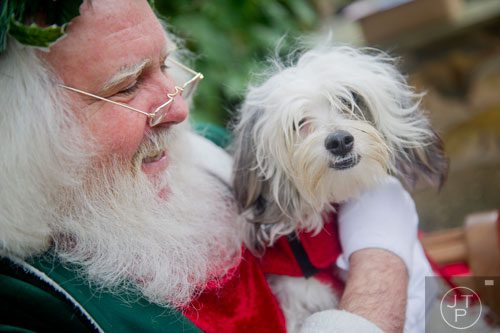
[154,0,320,126]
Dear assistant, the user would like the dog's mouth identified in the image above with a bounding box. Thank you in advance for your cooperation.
[329,154,361,170]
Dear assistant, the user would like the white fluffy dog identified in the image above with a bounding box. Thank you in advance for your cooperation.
[231,45,447,331]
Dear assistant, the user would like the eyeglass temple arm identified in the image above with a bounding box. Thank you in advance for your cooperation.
[59,60,203,118]
[167,57,204,80]
[58,84,153,118]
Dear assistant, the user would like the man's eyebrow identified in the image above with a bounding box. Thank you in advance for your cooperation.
[99,58,153,94]
[98,48,172,95]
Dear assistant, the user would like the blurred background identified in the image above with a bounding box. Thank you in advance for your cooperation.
[153,0,500,326]
[153,0,500,234]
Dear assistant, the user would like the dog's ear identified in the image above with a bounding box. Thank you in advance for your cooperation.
[395,126,449,189]
[232,109,265,212]
[231,107,292,225]
[352,49,449,189]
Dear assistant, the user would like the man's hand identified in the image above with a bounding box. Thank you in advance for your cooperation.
[339,248,408,333]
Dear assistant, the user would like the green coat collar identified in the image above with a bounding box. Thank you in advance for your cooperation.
[1,254,201,332]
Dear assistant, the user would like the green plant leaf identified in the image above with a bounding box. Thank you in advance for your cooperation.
[287,0,316,28]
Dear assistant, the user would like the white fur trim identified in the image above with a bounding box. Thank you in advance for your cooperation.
[186,131,233,184]
[300,309,384,333]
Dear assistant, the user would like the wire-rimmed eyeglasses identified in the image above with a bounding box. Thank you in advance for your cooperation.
[59,58,204,127]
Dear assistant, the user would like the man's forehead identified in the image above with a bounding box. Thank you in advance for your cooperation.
[74,0,167,50]
[45,0,169,90]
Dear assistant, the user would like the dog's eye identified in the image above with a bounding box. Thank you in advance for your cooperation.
[352,92,366,109]
[339,91,373,122]
[293,118,308,131]
[339,91,363,110]
[339,96,352,110]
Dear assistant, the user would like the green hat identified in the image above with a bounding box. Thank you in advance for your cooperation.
[0,0,155,53]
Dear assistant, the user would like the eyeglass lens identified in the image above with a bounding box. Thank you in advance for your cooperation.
[150,73,201,126]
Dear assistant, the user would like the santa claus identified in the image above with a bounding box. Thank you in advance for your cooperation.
[0,1,430,332]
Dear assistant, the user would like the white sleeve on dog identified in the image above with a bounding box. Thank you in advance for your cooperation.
[336,176,437,333]
[336,176,418,271]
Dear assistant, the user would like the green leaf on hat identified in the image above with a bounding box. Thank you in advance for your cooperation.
[9,18,67,50]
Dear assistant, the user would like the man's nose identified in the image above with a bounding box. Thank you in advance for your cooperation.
[151,76,189,127]
[159,94,189,126]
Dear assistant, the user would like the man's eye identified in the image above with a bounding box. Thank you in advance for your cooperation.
[117,81,140,96]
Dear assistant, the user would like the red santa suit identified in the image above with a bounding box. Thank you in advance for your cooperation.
[183,212,344,333]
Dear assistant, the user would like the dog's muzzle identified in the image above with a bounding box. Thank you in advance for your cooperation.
[328,154,361,170]
[325,130,360,170]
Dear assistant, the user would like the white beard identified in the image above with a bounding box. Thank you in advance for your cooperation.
[1,41,242,309]
[51,127,242,308]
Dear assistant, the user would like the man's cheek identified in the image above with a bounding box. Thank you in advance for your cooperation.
[86,110,147,159]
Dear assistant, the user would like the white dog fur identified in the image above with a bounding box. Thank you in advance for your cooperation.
[231,45,447,332]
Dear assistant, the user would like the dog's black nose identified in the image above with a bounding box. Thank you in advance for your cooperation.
[325,130,354,156]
